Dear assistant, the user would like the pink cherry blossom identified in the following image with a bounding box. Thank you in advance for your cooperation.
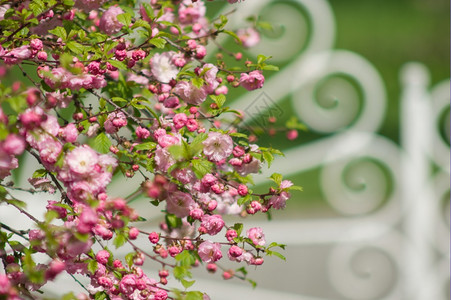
[178,0,206,24]
[173,80,207,105]
[99,6,124,35]
[197,241,222,263]
[201,214,224,236]
[166,191,194,218]
[268,191,290,209]
[202,132,233,162]
[247,227,265,246]
[239,70,265,91]
[151,52,179,83]
[60,123,78,143]
[237,27,260,48]
[199,63,219,93]
[2,134,26,155]
[65,145,98,176]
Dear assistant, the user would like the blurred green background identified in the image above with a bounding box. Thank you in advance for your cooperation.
[207,0,450,219]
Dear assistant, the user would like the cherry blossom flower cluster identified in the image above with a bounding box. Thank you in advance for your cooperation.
[0,0,303,299]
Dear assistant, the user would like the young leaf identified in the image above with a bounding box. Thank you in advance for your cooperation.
[210,94,226,108]
[181,279,196,289]
[87,260,98,274]
[191,159,213,179]
[92,132,112,154]
[269,173,282,185]
[149,37,167,49]
[184,291,204,300]
[113,233,127,248]
[66,41,84,54]
[117,13,132,28]
[133,142,156,151]
[49,26,67,41]
[32,169,47,178]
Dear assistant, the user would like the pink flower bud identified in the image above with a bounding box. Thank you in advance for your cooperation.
[128,227,139,240]
[207,200,217,211]
[206,263,217,273]
[286,129,298,140]
[96,250,110,265]
[237,184,248,196]
[225,229,238,242]
[3,134,25,155]
[37,51,47,61]
[132,49,146,61]
[222,270,233,280]
[189,208,204,220]
[173,113,187,129]
[228,245,243,258]
[186,119,198,132]
[148,232,160,244]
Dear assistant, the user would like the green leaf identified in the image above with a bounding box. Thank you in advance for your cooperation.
[232,223,243,236]
[45,210,59,223]
[113,233,127,248]
[289,185,303,192]
[62,0,74,6]
[108,59,127,70]
[94,291,108,300]
[29,0,45,16]
[0,186,7,199]
[117,13,132,28]
[269,173,283,185]
[267,242,286,250]
[262,151,274,167]
[32,169,47,178]
[66,41,84,54]
[285,116,307,131]
[257,54,271,64]
[191,77,204,88]
[267,250,286,261]
[59,53,73,70]
[133,142,156,151]
[87,259,98,275]
[169,143,189,161]
[149,37,167,49]
[181,279,195,289]
[184,291,203,300]
[125,252,134,267]
[111,96,128,103]
[62,292,77,300]
[191,159,213,179]
[49,26,67,41]
[103,41,118,55]
[8,240,25,252]
[229,132,248,138]
[210,94,226,108]
[256,21,273,31]
[92,132,112,154]
[189,132,208,155]
[176,250,196,267]
[74,232,89,242]
[261,64,279,71]
[132,19,151,29]
[141,3,154,20]
[166,214,182,229]
[247,278,257,288]
[223,29,241,44]
[237,194,251,206]
[173,266,191,280]
[235,266,248,276]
